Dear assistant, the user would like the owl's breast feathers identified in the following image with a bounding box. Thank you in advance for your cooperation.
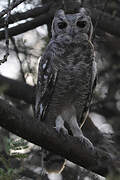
[51,38,94,67]
[50,39,95,93]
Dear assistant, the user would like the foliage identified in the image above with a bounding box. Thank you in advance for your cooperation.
[0,138,29,180]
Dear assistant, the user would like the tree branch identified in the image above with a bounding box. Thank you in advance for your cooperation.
[0,3,51,29]
[0,98,117,177]
[0,75,35,104]
[0,0,27,18]
[91,8,120,38]
[0,13,51,41]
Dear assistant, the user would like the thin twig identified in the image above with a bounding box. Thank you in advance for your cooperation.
[0,0,27,18]
[0,0,11,65]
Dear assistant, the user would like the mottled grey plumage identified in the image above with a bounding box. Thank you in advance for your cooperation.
[35,8,97,173]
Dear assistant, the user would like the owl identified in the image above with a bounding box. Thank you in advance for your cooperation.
[35,8,97,173]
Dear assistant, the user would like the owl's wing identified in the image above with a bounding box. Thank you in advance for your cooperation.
[35,45,58,121]
[80,58,97,128]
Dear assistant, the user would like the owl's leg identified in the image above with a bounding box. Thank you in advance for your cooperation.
[69,115,83,137]
[55,115,68,135]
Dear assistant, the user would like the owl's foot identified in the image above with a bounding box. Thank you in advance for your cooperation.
[68,115,94,149]
[76,134,93,147]
[55,115,68,135]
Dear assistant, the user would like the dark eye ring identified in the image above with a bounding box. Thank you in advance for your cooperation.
[77,21,86,28]
[58,22,67,29]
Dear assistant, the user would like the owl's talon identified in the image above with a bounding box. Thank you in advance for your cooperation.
[83,136,94,149]
[55,115,68,135]
[75,135,94,150]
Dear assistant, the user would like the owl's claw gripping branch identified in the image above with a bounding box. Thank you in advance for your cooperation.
[77,135,94,150]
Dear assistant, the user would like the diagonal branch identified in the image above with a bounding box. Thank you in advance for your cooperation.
[91,8,120,38]
[0,3,51,29]
[0,13,52,41]
[0,75,35,104]
[0,98,117,177]
[0,0,27,18]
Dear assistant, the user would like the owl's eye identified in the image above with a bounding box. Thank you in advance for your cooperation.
[58,22,67,29]
[77,21,86,28]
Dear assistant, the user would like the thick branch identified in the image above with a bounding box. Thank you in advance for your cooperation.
[0,13,51,41]
[0,99,116,177]
[0,75,35,104]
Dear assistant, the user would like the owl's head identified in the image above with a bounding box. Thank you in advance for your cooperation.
[52,8,93,42]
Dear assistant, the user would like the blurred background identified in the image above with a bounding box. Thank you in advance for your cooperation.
[0,0,120,179]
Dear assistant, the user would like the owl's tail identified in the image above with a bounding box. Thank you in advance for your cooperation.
[44,151,66,174]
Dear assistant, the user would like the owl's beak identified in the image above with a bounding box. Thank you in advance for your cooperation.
[68,28,75,37]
